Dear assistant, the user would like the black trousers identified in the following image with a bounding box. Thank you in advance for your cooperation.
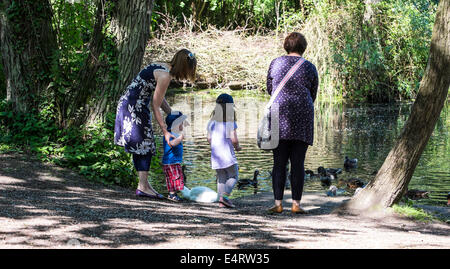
[272,140,309,201]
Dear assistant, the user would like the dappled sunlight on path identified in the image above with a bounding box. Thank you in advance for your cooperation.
[0,154,449,249]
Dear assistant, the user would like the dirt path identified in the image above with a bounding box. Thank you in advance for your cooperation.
[0,153,449,249]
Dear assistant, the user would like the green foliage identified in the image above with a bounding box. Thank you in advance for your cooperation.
[150,0,436,103]
[152,0,314,31]
[300,0,436,102]
[51,0,95,78]
[47,0,119,125]
[0,101,162,188]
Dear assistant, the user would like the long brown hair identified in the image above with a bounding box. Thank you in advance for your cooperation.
[169,49,197,82]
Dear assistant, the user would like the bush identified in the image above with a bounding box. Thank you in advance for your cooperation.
[0,102,163,188]
[147,0,437,103]
[299,0,436,102]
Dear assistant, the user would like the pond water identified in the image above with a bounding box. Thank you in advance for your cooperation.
[151,90,449,206]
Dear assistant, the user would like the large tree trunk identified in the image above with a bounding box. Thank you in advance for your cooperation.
[347,0,450,210]
[84,0,155,125]
[65,0,107,127]
[109,0,154,100]
[0,0,57,113]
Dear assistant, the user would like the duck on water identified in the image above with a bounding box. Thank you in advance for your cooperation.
[237,170,259,194]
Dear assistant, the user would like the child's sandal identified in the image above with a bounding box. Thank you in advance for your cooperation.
[168,193,183,202]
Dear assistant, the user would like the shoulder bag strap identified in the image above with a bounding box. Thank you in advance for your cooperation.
[266,57,306,110]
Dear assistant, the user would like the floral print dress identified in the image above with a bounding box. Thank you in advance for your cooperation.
[114,63,169,156]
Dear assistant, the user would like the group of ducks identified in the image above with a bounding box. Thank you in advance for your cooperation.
[180,155,443,203]
[309,157,365,197]
[306,157,360,187]
[233,156,361,191]
[235,156,362,194]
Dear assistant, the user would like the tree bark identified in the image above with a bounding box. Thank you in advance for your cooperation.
[347,0,450,210]
[66,0,107,127]
[0,0,57,113]
[86,0,155,125]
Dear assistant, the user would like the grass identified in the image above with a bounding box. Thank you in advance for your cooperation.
[392,203,437,222]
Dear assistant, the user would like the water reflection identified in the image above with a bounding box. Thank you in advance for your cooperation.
[151,91,449,206]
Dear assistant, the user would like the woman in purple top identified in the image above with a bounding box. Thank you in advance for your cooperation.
[266,32,319,214]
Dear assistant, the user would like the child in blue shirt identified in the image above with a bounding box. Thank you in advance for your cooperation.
[162,111,188,202]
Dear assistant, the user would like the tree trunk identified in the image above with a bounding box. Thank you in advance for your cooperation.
[86,0,155,125]
[0,0,57,113]
[66,0,107,127]
[197,0,207,28]
[347,0,450,210]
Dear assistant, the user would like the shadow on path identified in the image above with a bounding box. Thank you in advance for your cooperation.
[0,154,448,248]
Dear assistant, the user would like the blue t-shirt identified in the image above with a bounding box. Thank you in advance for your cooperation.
[162,133,183,165]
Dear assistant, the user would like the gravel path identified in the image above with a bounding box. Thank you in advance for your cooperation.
[0,153,449,249]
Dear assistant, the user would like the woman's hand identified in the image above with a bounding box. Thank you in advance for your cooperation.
[168,132,184,147]
[163,129,176,147]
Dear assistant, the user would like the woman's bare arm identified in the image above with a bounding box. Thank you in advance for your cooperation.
[152,71,175,145]
[161,98,172,114]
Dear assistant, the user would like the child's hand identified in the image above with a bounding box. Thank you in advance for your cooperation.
[235,145,242,152]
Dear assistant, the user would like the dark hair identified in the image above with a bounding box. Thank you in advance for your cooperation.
[283,32,307,55]
[165,111,184,131]
[210,103,236,122]
[169,49,197,82]
[210,94,236,122]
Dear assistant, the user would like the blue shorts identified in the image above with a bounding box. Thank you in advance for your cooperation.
[132,154,152,172]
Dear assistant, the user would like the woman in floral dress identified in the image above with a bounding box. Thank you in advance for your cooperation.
[114,49,197,199]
